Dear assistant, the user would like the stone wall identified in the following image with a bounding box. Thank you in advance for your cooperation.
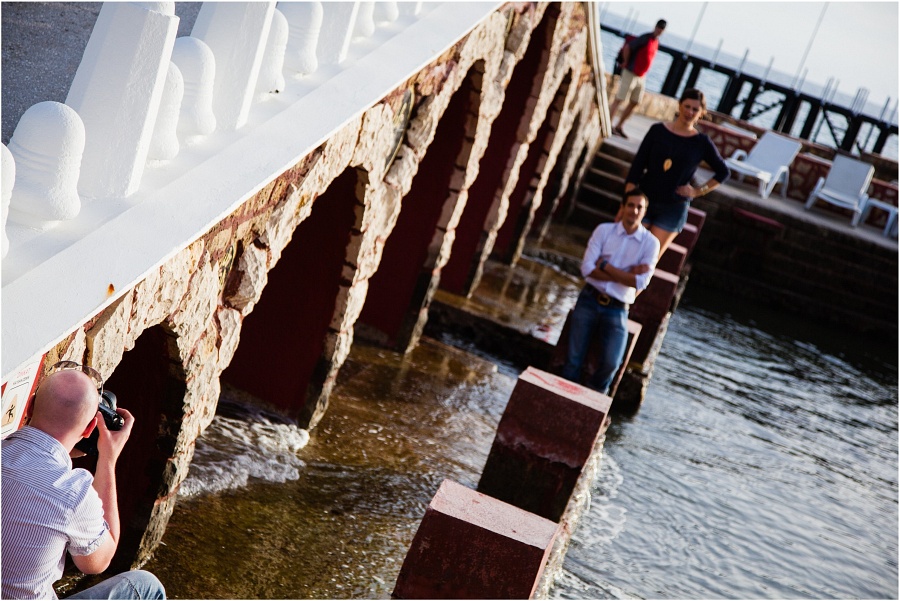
[36,2,603,568]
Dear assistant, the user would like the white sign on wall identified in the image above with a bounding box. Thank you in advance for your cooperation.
[1,356,45,438]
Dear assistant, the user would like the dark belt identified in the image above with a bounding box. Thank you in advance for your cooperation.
[586,285,629,310]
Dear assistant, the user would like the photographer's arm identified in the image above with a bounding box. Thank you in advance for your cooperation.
[72,408,134,575]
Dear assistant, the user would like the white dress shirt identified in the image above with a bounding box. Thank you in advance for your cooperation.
[580,221,660,304]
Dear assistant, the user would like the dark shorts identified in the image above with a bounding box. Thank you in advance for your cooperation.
[643,198,689,233]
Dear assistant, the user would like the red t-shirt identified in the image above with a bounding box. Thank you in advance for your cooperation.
[626,33,659,77]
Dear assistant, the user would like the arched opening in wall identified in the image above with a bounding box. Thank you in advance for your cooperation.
[491,72,571,264]
[528,109,586,244]
[358,62,484,352]
[221,169,363,426]
[556,143,589,226]
[440,4,560,297]
[73,324,186,572]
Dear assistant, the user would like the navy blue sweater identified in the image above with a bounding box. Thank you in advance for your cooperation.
[626,122,730,204]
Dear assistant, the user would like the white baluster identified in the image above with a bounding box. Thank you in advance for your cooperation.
[65,2,179,199]
[192,2,276,131]
[317,3,361,67]
[1,144,14,258]
[7,102,85,230]
[257,8,289,96]
[279,2,323,76]
[373,2,399,24]
[171,37,217,137]
[397,2,422,18]
[354,2,375,38]
[148,62,184,161]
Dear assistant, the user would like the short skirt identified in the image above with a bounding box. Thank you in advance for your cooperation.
[643,197,689,233]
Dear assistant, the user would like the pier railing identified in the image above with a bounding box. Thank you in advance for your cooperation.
[602,24,899,160]
[0,1,503,379]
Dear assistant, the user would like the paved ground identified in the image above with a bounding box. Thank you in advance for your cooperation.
[1,2,200,144]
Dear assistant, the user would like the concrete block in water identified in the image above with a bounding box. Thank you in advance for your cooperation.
[674,222,700,257]
[688,206,707,231]
[393,479,558,599]
[629,269,679,366]
[549,315,641,399]
[477,367,612,522]
[657,242,687,277]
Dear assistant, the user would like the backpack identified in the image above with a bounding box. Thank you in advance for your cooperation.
[614,34,649,75]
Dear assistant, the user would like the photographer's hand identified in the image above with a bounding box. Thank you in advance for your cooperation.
[80,407,134,574]
[96,407,134,463]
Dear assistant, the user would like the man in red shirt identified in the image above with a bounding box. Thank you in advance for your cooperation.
[609,19,666,139]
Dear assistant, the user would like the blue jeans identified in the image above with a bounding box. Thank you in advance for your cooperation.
[66,570,165,600]
[561,287,628,394]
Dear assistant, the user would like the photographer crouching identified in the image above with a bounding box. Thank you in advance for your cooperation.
[2,361,165,599]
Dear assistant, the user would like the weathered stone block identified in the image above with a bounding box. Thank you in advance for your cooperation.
[674,222,700,257]
[549,313,641,399]
[393,479,558,600]
[631,268,679,320]
[687,206,706,231]
[86,293,135,378]
[657,242,687,277]
[477,366,611,522]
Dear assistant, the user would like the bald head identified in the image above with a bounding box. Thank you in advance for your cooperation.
[30,370,100,444]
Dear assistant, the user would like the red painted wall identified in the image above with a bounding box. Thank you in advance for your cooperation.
[222,170,359,420]
[440,7,557,294]
[77,325,183,570]
[359,71,479,345]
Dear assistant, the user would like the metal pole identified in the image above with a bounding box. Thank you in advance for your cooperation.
[711,38,722,67]
[794,3,828,86]
[878,97,891,121]
[684,2,708,56]
[737,49,749,75]
[762,56,774,84]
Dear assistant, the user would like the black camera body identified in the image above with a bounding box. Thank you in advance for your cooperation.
[74,390,123,455]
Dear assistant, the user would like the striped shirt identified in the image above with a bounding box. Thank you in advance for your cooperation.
[580,221,660,304]
[2,426,109,600]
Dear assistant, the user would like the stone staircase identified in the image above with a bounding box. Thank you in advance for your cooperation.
[563,139,632,230]
[554,136,898,339]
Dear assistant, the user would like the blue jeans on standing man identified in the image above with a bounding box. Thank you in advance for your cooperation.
[66,570,165,600]
[561,286,629,394]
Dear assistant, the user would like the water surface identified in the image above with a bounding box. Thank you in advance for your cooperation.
[144,285,897,600]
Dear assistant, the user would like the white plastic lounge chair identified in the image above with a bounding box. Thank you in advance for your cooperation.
[804,154,874,226]
[856,197,898,237]
[725,132,803,199]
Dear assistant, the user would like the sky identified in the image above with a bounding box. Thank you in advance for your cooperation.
[600,1,899,112]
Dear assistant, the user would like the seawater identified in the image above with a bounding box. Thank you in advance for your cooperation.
[552,286,898,599]
[146,285,897,600]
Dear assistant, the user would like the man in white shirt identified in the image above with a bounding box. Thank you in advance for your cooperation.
[561,189,660,394]
[2,361,165,600]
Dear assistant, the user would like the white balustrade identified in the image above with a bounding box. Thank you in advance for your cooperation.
[397,3,422,17]
[374,2,400,24]
[257,8,289,96]
[171,36,217,137]
[317,3,361,67]
[148,62,185,161]
[1,144,13,258]
[354,3,376,38]
[6,102,85,230]
[191,2,276,131]
[279,2,323,76]
[65,2,179,199]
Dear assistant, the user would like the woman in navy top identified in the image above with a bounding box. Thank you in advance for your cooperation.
[625,88,730,255]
